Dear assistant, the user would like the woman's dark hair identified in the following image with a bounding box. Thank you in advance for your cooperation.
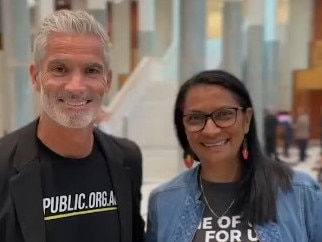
[174,69,292,224]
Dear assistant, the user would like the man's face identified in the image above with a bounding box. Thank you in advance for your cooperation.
[30,33,111,129]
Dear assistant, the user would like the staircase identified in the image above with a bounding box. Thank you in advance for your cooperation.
[126,80,181,182]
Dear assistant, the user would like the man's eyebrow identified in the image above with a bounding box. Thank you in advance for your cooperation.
[85,63,104,69]
[47,59,68,66]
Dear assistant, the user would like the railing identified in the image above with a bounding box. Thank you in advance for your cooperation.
[105,57,163,137]
[161,40,178,82]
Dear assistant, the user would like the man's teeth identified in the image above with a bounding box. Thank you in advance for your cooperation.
[64,100,87,106]
[204,139,228,147]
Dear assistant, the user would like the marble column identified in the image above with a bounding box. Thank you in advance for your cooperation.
[109,1,131,97]
[2,0,33,132]
[178,0,206,171]
[179,0,206,84]
[33,0,55,116]
[279,0,313,111]
[244,0,265,141]
[138,0,155,58]
[37,0,54,22]
[222,0,243,78]
[86,0,107,28]
[0,0,5,135]
[154,0,172,57]
[263,0,279,108]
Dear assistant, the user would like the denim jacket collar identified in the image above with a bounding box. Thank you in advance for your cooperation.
[173,166,283,242]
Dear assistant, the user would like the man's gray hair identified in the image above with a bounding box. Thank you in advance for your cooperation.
[33,10,111,69]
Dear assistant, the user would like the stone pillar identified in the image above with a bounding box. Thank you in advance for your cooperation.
[0,0,5,136]
[138,0,155,58]
[263,0,279,107]
[71,0,87,11]
[276,0,289,110]
[87,0,109,104]
[154,0,172,57]
[222,0,243,78]
[109,1,131,97]
[179,0,206,84]
[37,0,54,22]
[86,0,107,28]
[2,0,33,132]
[178,0,206,171]
[244,0,265,141]
[33,0,55,116]
[279,0,313,110]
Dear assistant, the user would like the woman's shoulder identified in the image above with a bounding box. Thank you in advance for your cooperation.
[291,171,320,193]
[149,167,199,198]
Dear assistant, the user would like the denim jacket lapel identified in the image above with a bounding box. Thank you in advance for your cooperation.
[255,223,282,242]
[172,168,204,242]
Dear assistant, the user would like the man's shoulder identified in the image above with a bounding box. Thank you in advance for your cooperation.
[0,127,26,157]
[96,130,142,166]
[109,135,140,153]
[0,124,34,185]
[0,121,36,153]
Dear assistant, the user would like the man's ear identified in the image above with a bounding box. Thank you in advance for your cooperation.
[104,70,112,94]
[30,63,41,92]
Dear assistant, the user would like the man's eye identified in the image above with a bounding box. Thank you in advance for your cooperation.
[86,68,101,74]
[51,66,67,74]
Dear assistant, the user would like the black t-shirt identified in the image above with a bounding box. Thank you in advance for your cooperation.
[38,139,120,242]
[193,178,259,242]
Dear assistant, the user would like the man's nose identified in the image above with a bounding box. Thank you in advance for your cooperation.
[202,118,221,134]
[65,72,86,93]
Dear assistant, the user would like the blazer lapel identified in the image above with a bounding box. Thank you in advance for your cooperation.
[10,120,46,242]
[95,130,132,242]
[10,160,46,242]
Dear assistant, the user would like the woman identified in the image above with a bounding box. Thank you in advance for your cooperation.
[147,70,322,242]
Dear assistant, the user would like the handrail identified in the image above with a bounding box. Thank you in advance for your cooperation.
[106,57,150,115]
[161,40,178,82]
[104,56,163,136]
[104,40,178,137]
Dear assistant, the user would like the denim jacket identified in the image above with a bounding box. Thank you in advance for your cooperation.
[147,166,322,242]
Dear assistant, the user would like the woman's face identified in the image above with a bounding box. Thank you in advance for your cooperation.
[182,84,252,165]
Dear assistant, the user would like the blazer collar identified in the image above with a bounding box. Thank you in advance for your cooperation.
[10,119,46,242]
[94,130,132,242]
[10,121,132,242]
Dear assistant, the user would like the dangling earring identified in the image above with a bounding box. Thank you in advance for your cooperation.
[184,154,194,169]
[183,148,195,169]
[242,138,249,160]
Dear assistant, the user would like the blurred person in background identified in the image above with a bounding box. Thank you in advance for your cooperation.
[294,107,310,162]
[0,10,144,242]
[278,111,294,158]
[264,106,280,161]
[147,70,322,242]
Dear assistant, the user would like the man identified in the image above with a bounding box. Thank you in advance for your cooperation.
[294,106,310,162]
[0,10,144,242]
[264,106,280,161]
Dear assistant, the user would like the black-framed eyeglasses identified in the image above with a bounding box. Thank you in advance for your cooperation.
[183,107,247,132]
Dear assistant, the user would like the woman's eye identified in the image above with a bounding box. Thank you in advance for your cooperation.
[216,111,234,119]
[188,115,205,122]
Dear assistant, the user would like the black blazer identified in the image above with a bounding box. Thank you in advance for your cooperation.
[0,120,145,242]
